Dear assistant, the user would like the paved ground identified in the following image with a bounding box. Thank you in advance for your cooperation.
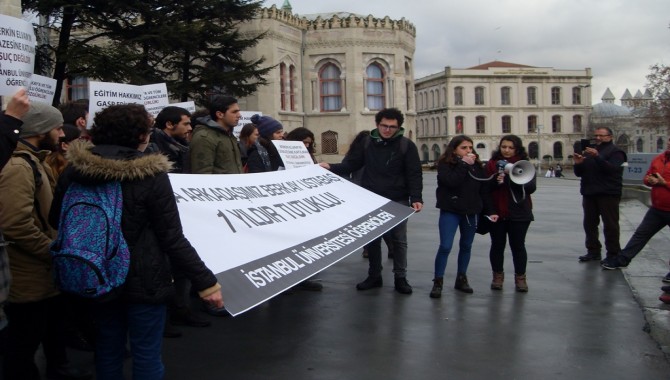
[33,173,670,379]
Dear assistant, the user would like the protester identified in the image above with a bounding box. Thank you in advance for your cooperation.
[286,127,317,163]
[238,123,259,167]
[485,135,535,292]
[0,101,92,380]
[573,127,627,262]
[49,104,223,380]
[320,108,423,295]
[190,95,243,174]
[45,124,81,180]
[429,135,497,298]
[246,114,284,172]
[58,101,89,140]
[601,137,670,275]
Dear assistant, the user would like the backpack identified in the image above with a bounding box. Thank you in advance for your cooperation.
[364,135,410,155]
[50,181,130,299]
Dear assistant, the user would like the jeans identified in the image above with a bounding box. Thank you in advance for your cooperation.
[582,195,621,256]
[95,301,166,380]
[365,219,408,279]
[489,220,531,274]
[433,211,477,278]
[621,207,670,261]
[3,295,68,380]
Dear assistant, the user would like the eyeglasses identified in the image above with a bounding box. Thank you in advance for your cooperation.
[379,124,399,131]
[593,134,611,137]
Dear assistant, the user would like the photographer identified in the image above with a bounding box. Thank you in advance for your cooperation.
[573,127,627,263]
[601,137,670,274]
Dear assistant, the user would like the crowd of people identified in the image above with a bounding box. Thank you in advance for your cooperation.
[0,90,668,379]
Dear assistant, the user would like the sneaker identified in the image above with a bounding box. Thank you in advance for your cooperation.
[601,256,629,270]
[663,272,670,283]
[394,277,413,294]
[294,279,323,291]
[356,276,382,290]
[578,252,602,262]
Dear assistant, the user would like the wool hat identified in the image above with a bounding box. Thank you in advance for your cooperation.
[251,114,283,139]
[20,102,64,138]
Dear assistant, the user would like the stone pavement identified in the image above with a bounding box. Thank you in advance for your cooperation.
[31,174,670,379]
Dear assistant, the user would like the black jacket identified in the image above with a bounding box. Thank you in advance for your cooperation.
[49,141,218,304]
[0,113,22,169]
[435,158,493,216]
[330,129,423,204]
[574,141,627,196]
[246,138,283,173]
[149,129,190,173]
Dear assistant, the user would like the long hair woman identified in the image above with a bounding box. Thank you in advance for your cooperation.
[485,134,536,292]
[430,135,497,298]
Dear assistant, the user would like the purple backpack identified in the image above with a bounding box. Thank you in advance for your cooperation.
[50,181,130,298]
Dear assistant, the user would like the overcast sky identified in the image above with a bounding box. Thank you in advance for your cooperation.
[265,0,670,105]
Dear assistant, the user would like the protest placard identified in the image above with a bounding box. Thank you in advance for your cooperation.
[142,83,169,118]
[0,14,36,95]
[27,74,57,104]
[272,140,315,169]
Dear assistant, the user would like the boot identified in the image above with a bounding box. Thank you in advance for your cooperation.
[491,271,504,290]
[429,277,443,299]
[515,273,528,292]
[454,273,473,294]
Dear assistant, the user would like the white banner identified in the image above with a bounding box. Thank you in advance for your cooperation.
[0,15,36,95]
[27,74,57,104]
[272,140,314,169]
[169,165,414,315]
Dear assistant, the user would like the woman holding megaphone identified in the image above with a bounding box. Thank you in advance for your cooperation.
[485,135,536,292]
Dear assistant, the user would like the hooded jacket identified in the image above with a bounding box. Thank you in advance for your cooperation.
[49,141,219,304]
[0,141,59,303]
[189,116,242,174]
[645,151,670,212]
[329,128,423,204]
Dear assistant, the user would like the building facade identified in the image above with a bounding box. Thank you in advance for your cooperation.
[414,61,592,166]
[237,3,416,158]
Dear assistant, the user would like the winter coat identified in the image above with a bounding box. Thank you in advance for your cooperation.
[574,141,627,196]
[0,141,59,303]
[436,158,493,216]
[246,138,283,173]
[49,141,219,304]
[645,151,670,212]
[150,129,190,173]
[485,156,535,221]
[189,116,242,174]
[329,128,423,204]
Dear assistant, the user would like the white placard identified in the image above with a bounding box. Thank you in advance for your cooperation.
[272,140,315,169]
[0,15,36,95]
[27,74,57,104]
[170,101,196,114]
[141,83,169,118]
[233,111,261,140]
[88,81,144,127]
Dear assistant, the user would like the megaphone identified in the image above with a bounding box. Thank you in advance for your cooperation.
[496,160,535,185]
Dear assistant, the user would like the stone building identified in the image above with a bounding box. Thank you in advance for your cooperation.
[237,1,416,158]
[414,61,592,166]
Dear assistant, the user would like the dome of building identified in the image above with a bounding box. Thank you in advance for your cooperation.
[591,102,632,117]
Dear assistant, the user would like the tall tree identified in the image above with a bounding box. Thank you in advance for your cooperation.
[22,0,272,105]
[641,63,670,133]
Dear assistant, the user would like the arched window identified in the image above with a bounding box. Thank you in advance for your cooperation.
[321,130,339,154]
[528,115,537,133]
[553,142,563,160]
[527,87,537,105]
[572,87,582,105]
[528,142,538,159]
[289,65,296,111]
[501,87,511,105]
[502,116,511,134]
[455,116,464,134]
[279,63,287,111]
[454,87,464,105]
[421,144,430,163]
[432,144,441,161]
[551,87,561,105]
[552,115,561,133]
[573,115,582,133]
[475,87,485,105]
[658,137,665,152]
[476,116,486,134]
[366,63,385,110]
[636,138,644,152]
[436,118,441,135]
[319,63,342,112]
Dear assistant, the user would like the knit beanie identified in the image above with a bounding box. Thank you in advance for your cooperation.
[20,102,64,138]
[251,114,283,139]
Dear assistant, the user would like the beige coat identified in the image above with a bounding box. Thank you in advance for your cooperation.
[0,142,59,302]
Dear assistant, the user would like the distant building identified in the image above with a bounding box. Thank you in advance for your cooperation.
[414,61,592,165]
[237,2,417,158]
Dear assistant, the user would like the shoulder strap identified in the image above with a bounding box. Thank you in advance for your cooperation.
[399,137,409,155]
[13,152,47,229]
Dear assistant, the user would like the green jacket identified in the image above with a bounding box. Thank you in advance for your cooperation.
[189,116,243,174]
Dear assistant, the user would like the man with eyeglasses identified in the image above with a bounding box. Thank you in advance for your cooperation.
[320,108,423,294]
[573,127,627,263]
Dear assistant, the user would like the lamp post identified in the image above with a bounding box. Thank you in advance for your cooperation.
[537,125,543,173]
